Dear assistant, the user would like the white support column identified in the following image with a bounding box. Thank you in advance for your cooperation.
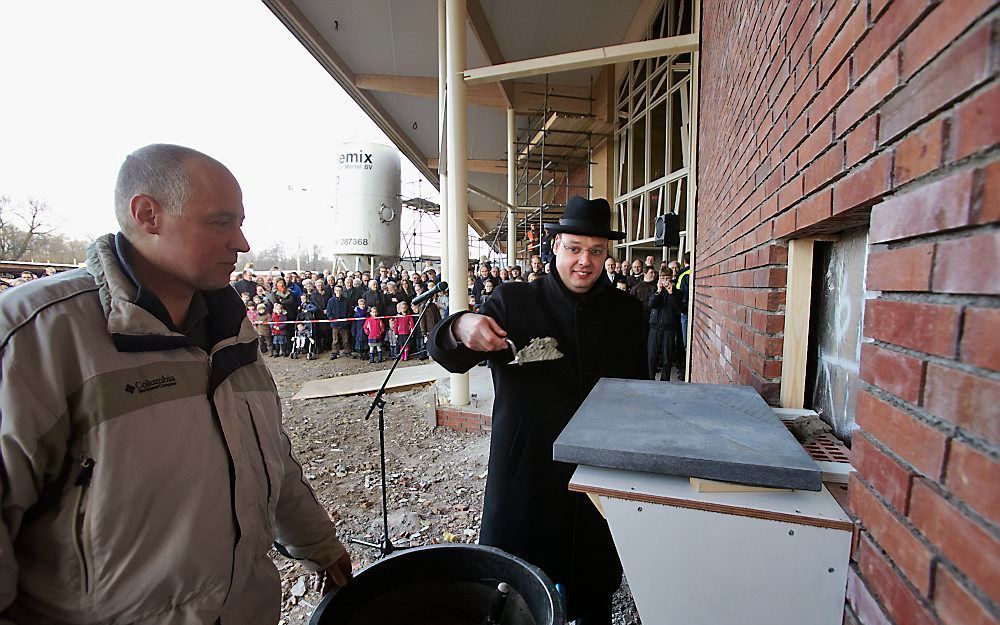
[446,0,470,406]
[437,0,450,280]
[506,108,517,267]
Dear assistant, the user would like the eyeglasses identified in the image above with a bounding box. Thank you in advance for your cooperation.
[561,244,607,258]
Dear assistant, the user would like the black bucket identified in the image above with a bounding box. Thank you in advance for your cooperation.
[309,544,564,625]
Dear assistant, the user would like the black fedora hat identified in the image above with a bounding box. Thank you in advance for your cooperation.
[544,196,625,240]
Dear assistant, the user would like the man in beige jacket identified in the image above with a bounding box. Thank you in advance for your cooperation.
[0,144,351,624]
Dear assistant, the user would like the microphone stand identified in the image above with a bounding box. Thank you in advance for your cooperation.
[349,295,440,557]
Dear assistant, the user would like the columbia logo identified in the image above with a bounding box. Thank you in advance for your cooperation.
[124,374,177,395]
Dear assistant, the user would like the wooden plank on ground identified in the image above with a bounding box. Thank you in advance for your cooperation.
[293,362,449,400]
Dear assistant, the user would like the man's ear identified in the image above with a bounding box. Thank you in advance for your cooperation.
[130,194,162,235]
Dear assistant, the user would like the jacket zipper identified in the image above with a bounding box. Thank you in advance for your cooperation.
[72,457,96,594]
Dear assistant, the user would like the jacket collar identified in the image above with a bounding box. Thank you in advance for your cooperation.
[86,233,256,353]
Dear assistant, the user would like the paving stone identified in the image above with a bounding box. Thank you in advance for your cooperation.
[553,379,822,491]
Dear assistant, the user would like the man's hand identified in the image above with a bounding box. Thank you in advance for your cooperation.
[452,313,508,352]
[313,550,353,595]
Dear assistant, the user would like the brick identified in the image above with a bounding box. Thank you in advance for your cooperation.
[870,169,975,243]
[924,363,1000,446]
[859,342,926,404]
[952,82,1000,161]
[961,307,1000,371]
[893,117,946,185]
[853,433,915,513]
[809,64,849,129]
[849,474,934,594]
[935,564,997,625]
[795,188,833,229]
[799,115,835,164]
[866,243,935,291]
[813,0,854,60]
[933,231,1000,295]
[976,160,1000,225]
[880,21,992,143]
[803,144,845,194]
[845,114,880,168]
[818,3,867,84]
[833,152,893,214]
[837,50,899,135]
[788,68,816,125]
[774,209,797,239]
[854,0,931,79]
[870,0,892,19]
[901,0,996,78]
[946,439,1000,523]
[856,535,938,625]
[910,478,1000,603]
[778,174,804,211]
[863,299,960,358]
[856,389,948,479]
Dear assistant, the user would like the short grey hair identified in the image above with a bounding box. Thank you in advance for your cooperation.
[114,143,217,237]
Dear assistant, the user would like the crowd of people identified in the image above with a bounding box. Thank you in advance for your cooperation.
[233,260,444,363]
[0,266,59,291]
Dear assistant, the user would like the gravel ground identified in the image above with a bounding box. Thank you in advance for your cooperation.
[266,352,639,625]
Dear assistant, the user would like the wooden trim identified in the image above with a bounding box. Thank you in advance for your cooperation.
[465,34,699,85]
[684,0,701,380]
[780,239,815,408]
[569,482,854,532]
[356,74,509,109]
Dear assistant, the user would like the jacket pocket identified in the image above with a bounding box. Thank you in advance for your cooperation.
[71,456,96,595]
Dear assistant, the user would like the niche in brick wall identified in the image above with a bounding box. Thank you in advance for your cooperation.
[803,227,869,442]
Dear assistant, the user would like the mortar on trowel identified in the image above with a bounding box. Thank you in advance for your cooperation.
[506,337,563,365]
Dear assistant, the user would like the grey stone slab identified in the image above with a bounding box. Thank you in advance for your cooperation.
[553,379,822,491]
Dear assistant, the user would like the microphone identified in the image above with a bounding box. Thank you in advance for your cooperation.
[411,281,448,306]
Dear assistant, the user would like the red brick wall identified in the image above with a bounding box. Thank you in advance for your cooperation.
[696,1,998,624]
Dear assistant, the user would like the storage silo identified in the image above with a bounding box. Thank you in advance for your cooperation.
[330,141,401,269]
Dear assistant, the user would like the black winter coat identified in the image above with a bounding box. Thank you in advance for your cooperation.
[429,269,647,617]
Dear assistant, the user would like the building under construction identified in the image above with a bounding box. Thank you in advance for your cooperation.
[264,1,999,624]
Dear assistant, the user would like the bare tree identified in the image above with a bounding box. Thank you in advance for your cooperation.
[0,196,55,260]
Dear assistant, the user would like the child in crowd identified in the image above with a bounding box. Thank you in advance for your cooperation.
[392,301,415,361]
[270,303,288,357]
[363,306,386,363]
[291,322,315,360]
[353,297,369,359]
[255,303,272,354]
[479,281,494,309]
[386,308,399,359]
[298,293,317,337]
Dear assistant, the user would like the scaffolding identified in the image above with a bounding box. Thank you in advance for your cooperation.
[482,76,614,263]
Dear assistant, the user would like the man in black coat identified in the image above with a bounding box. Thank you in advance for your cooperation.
[429,196,647,624]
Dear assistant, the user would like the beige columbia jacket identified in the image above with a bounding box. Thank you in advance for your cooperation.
[0,234,345,624]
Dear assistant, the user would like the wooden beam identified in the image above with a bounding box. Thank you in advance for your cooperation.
[465,34,699,85]
[780,239,815,409]
[354,75,591,114]
[356,74,508,109]
[466,0,514,108]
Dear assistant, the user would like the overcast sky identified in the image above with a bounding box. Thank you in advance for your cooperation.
[0,0,450,256]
